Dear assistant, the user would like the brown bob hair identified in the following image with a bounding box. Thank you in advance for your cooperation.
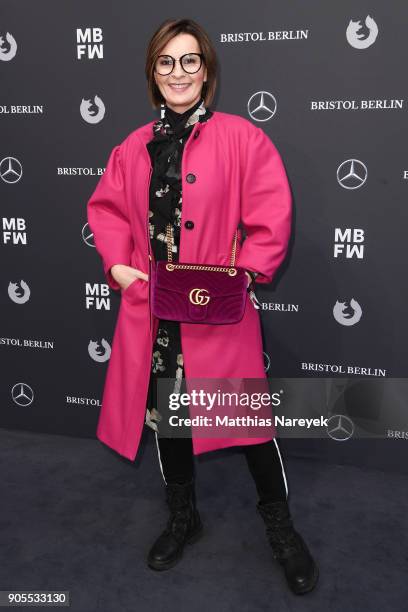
[145,18,218,110]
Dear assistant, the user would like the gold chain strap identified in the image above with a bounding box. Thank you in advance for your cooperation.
[165,223,238,274]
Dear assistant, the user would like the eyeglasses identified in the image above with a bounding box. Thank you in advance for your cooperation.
[154,53,204,75]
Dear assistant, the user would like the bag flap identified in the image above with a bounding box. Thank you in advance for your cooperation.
[154,262,247,298]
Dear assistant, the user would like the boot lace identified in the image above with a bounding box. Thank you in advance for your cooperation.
[164,484,195,543]
[258,503,305,560]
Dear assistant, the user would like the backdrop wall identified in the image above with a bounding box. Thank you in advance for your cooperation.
[1,0,407,472]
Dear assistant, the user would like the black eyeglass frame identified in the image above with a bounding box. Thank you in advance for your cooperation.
[154,52,205,75]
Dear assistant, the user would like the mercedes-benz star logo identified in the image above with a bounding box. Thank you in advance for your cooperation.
[326,414,354,441]
[11,383,34,407]
[337,159,367,189]
[0,156,23,183]
[263,351,271,372]
[248,91,277,122]
[82,222,95,247]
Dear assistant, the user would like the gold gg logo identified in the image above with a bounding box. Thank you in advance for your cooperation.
[189,288,210,306]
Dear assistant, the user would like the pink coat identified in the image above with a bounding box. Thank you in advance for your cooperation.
[87,110,292,461]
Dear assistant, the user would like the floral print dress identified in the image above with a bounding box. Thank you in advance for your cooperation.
[144,98,213,432]
[143,98,261,432]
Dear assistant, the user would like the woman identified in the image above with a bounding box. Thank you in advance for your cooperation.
[87,18,318,595]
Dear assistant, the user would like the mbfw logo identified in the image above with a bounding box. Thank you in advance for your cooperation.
[247,91,277,122]
[337,159,367,189]
[0,32,17,61]
[89,339,111,362]
[333,299,362,326]
[80,95,106,124]
[0,157,23,184]
[76,28,103,59]
[8,281,31,304]
[86,283,110,310]
[2,218,27,245]
[334,228,365,259]
[346,15,378,49]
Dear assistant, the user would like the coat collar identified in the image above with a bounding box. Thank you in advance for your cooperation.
[136,110,216,147]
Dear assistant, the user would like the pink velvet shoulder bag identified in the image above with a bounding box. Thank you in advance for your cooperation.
[150,224,247,324]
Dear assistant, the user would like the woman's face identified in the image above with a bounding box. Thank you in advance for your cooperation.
[154,33,207,114]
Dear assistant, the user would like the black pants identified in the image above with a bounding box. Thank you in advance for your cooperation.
[155,435,288,503]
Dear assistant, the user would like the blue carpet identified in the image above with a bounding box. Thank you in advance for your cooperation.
[0,427,406,611]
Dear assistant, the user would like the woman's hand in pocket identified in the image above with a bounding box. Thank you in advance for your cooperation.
[110,264,149,290]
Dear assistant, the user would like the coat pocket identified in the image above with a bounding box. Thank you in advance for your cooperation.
[121,277,148,304]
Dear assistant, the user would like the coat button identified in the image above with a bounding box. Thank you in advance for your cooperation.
[186,173,196,183]
[193,130,200,139]
[184,220,194,229]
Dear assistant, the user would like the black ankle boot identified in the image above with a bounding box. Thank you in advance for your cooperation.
[147,478,203,571]
[257,499,319,595]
